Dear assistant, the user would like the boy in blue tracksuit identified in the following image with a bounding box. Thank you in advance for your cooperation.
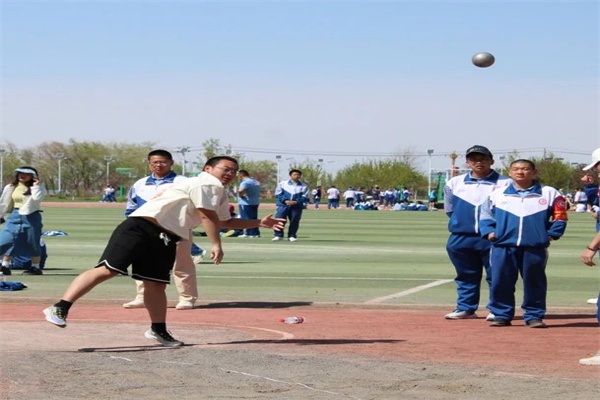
[443,145,511,320]
[480,159,568,328]
[273,169,308,242]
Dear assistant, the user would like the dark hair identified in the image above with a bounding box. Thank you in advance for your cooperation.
[289,169,302,176]
[509,159,536,170]
[12,166,39,195]
[147,149,173,160]
[204,156,239,168]
[238,169,249,177]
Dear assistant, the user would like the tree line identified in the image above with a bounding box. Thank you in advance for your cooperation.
[1,139,589,199]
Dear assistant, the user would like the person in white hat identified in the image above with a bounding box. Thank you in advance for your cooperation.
[0,166,46,275]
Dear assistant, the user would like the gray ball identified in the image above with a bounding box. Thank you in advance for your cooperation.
[472,52,495,68]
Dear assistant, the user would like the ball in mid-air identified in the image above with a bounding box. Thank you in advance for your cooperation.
[472,52,495,68]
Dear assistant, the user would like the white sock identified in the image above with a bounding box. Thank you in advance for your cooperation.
[31,263,40,269]
[1,260,10,268]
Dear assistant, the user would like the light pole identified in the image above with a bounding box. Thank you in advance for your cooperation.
[0,148,5,188]
[427,149,434,194]
[104,156,112,186]
[177,147,190,176]
[54,153,65,193]
[275,155,282,184]
[317,158,324,186]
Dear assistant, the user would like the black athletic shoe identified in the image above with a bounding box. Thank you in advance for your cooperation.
[489,319,512,327]
[525,319,548,328]
[1,266,11,276]
[22,267,43,275]
[144,329,184,347]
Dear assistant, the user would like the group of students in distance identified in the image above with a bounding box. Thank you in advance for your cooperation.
[41,147,599,366]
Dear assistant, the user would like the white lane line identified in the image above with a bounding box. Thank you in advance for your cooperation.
[195,276,446,281]
[109,356,132,361]
[365,279,454,304]
[216,367,364,400]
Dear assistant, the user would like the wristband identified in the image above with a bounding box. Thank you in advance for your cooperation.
[586,246,598,252]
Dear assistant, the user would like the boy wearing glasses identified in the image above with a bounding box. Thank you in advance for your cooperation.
[44,156,285,347]
[122,149,202,311]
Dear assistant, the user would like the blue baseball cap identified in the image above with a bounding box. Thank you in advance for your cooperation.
[466,145,493,158]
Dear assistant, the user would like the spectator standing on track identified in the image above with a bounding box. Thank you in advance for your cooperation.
[443,145,511,320]
[326,185,340,209]
[428,188,438,211]
[43,156,285,347]
[343,187,356,209]
[236,169,262,238]
[122,150,203,311]
[0,167,46,276]
[480,159,568,328]
[273,169,309,242]
[311,185,323,209]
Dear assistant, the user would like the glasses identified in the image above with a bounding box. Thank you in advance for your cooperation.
[213,165,239,175]
[467,157,491,163]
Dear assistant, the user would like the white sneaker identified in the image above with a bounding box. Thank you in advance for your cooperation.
[579,352,600,366]
[288,237,298,242]
[272,237,283,241]
[486,313,495,321]
[123,299,145,309]
[144,329,184,347]
[192,250,207,264]
[43,306,68,328]
[175,300,195,310]
[444,309,478,320]
[587,298,598,305]
[237,234,249,238]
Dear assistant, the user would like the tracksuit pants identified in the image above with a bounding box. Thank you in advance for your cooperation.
[274,205,303,239]
[488,246,548,322]
[446,233,492,312]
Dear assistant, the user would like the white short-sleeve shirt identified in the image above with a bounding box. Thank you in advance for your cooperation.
[130,172,231,238]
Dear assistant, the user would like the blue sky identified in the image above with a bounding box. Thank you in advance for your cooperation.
[1,1,598,173]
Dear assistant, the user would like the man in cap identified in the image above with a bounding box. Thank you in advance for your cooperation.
[443,145,511,320]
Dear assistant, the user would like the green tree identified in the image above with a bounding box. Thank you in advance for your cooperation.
[334,159,427,197]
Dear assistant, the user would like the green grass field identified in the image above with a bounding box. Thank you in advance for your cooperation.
[2,206,598,308]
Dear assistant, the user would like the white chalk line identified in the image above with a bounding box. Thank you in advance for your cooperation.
[103,355,363,399]
[216,367,364,400]
[365,279,454,304]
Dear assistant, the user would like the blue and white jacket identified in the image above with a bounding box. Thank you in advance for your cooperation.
[444,170,511,235]
[125,171,187,217]
[275,179,309,208]
[479,182,568,248]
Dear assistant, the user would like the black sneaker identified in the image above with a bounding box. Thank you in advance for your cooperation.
[1,266,11,276]
[22,267,43,275]
[526,319,548,328]
[144,329,184,347]
[489,318,512,327]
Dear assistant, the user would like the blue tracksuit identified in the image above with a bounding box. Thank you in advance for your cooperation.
[479,182,568,322]
[444,170,511,312]
[274,178,309,239]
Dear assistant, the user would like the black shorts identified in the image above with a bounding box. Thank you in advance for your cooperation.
[95,218,180,283]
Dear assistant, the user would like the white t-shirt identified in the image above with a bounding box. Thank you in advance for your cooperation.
[327,187,340,199]
[131,172,231,238]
